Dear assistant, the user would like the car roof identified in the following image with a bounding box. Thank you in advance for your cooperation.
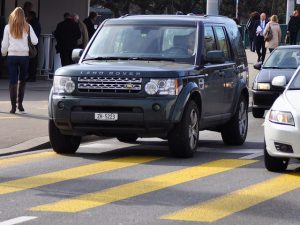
[105,14,235,25]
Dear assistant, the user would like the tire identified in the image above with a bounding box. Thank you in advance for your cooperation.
[252,108,265,118]
[264,142,289,172]
[168,100,199,158]
[117,135,138,143]
[49,120,81,154]
[221,95,248,145]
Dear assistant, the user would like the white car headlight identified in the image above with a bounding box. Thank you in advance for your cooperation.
[53,76,75,94]
[145,79,179,95]
[253,82,270,90]
[269,110,295,126]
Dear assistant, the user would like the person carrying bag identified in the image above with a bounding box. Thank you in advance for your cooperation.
[1,7,38,114]
[264,15,281,53]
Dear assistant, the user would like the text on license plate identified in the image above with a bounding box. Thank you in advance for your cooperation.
[95,113,118,121]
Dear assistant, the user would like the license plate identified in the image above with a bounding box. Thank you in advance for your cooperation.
[95,113,118,121]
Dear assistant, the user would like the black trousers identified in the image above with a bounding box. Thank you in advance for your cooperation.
[60,50,73,67]
[289,32,298,45]
[256,36,266,62]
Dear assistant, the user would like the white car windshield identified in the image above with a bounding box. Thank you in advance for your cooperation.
[263,48,300,69]
[289,71,300,90]
[84,25,197,63]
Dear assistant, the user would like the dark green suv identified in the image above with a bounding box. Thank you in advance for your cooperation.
[49,15,249,158]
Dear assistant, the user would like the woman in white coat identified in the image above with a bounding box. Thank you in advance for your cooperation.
[1,7,38,114]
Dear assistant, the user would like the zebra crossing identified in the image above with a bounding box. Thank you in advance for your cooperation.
[0,141,299,225]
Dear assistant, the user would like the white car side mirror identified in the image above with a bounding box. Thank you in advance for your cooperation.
[272,76,286,88]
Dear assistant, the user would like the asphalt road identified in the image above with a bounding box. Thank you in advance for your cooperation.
[0,114,299,225]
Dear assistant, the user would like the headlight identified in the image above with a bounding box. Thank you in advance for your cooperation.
[253,82,270,90]
[53,76,75,94]
[269,110,295,126]
[145,79,178,95]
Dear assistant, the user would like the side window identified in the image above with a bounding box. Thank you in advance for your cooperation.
[204,26,217,57]
[214,26,231,61]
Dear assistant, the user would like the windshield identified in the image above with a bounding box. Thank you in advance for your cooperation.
[289,70,300,90]
[263,48,300,69]
[85,25,197,63]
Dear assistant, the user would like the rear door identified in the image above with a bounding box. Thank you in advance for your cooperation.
[213,26,236,114]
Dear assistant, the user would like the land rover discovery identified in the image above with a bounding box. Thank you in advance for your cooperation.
[49,15,249,158]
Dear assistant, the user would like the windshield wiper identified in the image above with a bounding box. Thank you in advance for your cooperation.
[127,57,175,62]
[289,88,300,90]
[263,66,296,69]
[82,56,130,62]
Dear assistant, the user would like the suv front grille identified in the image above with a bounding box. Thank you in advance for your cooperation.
[78,77,143,93]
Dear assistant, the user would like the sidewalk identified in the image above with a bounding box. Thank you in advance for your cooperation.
[0,50,264,155]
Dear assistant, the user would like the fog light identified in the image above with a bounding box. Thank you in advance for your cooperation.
[57,101,65,109]
[274,142,293,153]
[152,104,161,112]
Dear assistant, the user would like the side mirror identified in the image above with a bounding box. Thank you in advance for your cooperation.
[206,50,225,64]
[272,76,287,88]
[253,62,262,70]
[72,49,84,63]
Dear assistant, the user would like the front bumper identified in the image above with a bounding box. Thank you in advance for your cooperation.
[252,90,281,109]
[264,113,300,159]
[50,95,177,137]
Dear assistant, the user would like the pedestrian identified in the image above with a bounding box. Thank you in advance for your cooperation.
[264,15,281,53]
[53,12,81,66]
[254,13,269,63]
[83,12,97,40]
[287,10,300,45]
[246,11,260,52]
[0,16,6,79]
[1,7,38,114]
[27,10,41,82]
[73,14,89,49]
[22,1,33,18]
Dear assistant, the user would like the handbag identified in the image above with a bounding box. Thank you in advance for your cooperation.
[28,26,37,59]
[264,25,273,42]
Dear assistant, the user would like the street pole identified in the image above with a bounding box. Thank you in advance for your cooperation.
[286,0,295,24]
[207,0,219,15]
[236,0,239,19]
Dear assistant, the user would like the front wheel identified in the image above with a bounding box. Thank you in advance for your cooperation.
[264,142,289,172]
[252,108,265,118]
[168,100,199,158]
[49,120,81,154]
[221,95,248,145]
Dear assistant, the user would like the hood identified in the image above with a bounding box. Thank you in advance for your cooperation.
[55,61,197,78]
[256,69,296,83]
[285,90,300,111]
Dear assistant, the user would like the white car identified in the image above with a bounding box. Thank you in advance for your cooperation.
[264,68,300,172]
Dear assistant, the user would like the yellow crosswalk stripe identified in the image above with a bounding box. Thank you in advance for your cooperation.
[31,159,256,213]
[162,173,300,222]
[0,116,20,120]
[0,152,56,168]
[0,156,161,195]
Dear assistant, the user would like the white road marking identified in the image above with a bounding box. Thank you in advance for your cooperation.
[0,216,37,225]
[240,152,264,159]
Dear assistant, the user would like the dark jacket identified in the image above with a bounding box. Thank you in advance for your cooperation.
[0,16,6,45]
[54,18,81,53]
[288,16,300,33]
[29,17,41,38]
[246,18,257,38]
[254,19,269,38]
[83,18,96,39]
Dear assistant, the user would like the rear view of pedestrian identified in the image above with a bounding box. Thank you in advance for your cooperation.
[246,11,260,52]
[264,15,281,53]
[0,16,6,79]
[287,10,300,45]
[1,7,38,114]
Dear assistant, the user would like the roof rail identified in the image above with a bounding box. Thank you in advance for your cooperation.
[120,14,132,18]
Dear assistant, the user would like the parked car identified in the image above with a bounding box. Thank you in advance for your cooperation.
[252,46,300,118]
[49,15,249,158]
[264,68,300,172]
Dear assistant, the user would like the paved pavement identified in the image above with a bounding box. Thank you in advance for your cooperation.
[0,49,267,154]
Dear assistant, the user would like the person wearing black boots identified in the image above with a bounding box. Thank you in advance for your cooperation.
[1,7,38,114]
